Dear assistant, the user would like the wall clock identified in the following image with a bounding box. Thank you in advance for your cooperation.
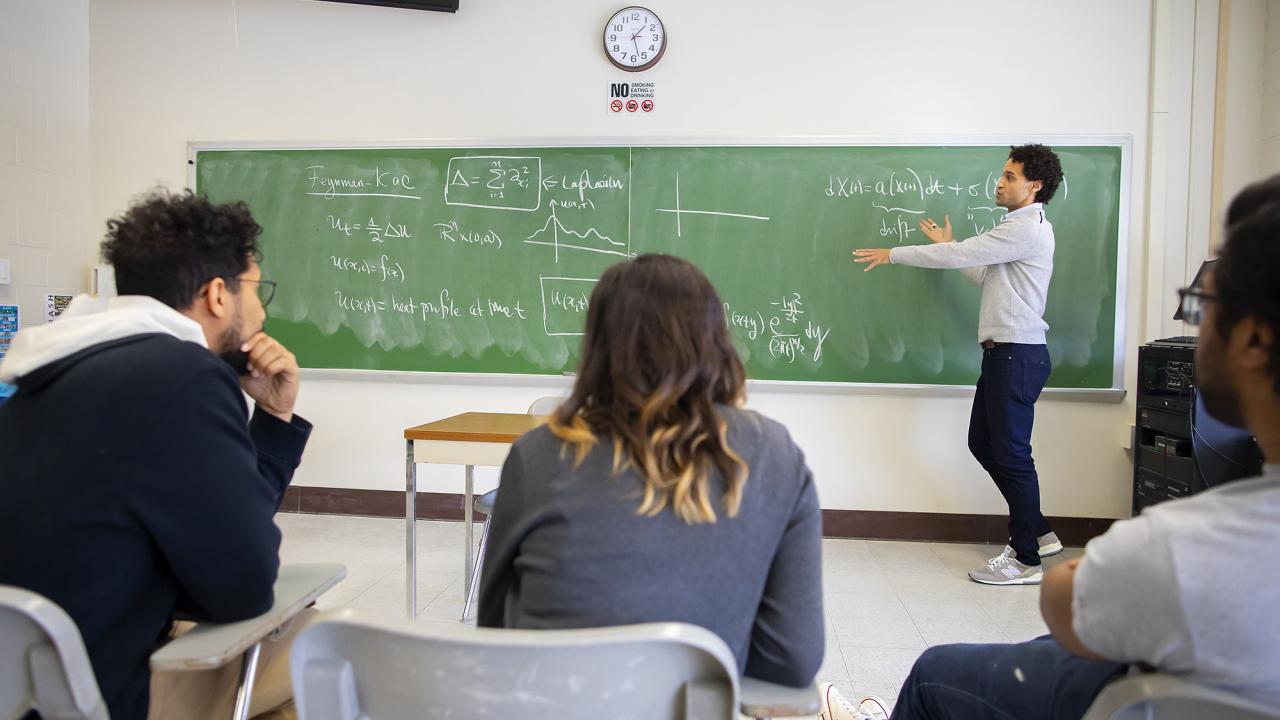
[604,6,666,72]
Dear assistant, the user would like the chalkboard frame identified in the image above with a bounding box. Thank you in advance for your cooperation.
[189,135,1132,402]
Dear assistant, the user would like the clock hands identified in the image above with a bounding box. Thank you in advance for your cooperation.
[604,11,661,70]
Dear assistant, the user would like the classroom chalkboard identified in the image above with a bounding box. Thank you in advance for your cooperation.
[193,142,1125,388]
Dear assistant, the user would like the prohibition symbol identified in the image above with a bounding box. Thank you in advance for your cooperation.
[610,99,624,112]
[625,99,639,112]
[641,99,654,112]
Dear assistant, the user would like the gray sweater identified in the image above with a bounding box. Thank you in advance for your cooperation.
[889,202,1055,344]
[476,405,824,686]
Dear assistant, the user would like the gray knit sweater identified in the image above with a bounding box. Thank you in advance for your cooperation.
[476,405,824,686]
[890,202,1055,344]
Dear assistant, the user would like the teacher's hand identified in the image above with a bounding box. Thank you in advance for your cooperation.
[919,215,953,243]
[852,248,892,271]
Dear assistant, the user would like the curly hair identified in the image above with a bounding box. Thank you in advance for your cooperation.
[100,188,261,309]
[1008,144,1064,205]
[1214,174,1280,396]
[548,254,749,524]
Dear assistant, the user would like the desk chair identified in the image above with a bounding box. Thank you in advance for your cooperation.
[291,611,818,720]
[460,395,563,622]
[1,563,345,720]
[1080,671,1280,720]
[0,586,108,720]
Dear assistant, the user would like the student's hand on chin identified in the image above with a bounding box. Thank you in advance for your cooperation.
[239,332,300,422]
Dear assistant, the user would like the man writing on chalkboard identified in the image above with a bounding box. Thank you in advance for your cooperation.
[854,144,1064,586]
[0,189,311,719]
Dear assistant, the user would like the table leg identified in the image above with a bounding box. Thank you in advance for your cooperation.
[406,439,417,620]
[463,464,474,607]
[230,642,262,720]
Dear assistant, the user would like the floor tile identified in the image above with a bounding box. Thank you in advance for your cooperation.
[868,540,951,576]
[827,592,926,650]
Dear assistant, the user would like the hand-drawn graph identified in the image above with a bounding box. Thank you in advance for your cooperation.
[655,172,771,237]
[523,200,630,263]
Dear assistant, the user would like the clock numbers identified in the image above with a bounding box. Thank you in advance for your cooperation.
[604,6,666,72]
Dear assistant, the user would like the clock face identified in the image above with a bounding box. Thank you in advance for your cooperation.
[604,6,666,72]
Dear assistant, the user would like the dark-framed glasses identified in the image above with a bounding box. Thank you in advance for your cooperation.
[1176,287,1216,326]
[240,278,277,308]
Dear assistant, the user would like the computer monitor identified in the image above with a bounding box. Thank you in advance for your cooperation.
[1173,258,1218,321]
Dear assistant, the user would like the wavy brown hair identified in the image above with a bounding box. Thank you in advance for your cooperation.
[548,254,748,524]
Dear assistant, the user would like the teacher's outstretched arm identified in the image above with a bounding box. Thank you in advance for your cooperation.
[852,214,953,272]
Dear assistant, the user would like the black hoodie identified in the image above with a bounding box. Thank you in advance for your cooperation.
[0,333,310,719]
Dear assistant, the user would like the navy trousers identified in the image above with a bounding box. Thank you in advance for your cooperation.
[968,343,1053,566]
[890,635,1128,720]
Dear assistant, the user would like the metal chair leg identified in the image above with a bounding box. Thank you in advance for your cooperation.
[231,642,262,720]
[461,517,491,623]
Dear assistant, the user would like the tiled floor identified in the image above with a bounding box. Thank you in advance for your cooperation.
[277,513,1083,715]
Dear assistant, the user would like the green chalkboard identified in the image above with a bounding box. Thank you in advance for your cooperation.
[193,142,1124,388]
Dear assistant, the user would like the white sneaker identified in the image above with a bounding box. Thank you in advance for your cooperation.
[1037,531,1064,557]
[998,531,1064,560]
[818,682,887,720]
[857,695,890,719]
[968,553,1043,585]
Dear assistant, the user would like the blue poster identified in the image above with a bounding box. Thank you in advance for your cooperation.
[0,304,18,402]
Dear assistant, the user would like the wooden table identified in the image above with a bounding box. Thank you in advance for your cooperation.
[404,413,546,619]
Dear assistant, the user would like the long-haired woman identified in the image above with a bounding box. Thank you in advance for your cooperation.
[477,253,823,686]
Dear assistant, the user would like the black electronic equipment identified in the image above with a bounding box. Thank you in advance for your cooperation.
[1134,337,1264,513]
[314,0,458,13]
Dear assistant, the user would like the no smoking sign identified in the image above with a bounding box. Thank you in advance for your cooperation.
[607,81,657,114]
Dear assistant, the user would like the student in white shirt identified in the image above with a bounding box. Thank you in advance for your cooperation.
[875,174,1280,720]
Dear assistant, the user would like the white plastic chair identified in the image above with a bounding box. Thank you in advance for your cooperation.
[292,611,816,719]
[2,564,345,720]
[0,586,108,720]
[460,395,563,622]
[526,395,564,416]
[1081,671,1280,720]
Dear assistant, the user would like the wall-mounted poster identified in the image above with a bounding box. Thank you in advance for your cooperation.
[0,304,18,402]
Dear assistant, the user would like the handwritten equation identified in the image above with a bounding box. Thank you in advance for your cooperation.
[824,168,1019,239]
[327,214,413,244]
[724,292,830,365]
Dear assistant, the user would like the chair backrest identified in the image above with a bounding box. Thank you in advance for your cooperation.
[291,610,740,720]
[1081,671,1280,720]
[527,395,563,416]
[0,586,108,720]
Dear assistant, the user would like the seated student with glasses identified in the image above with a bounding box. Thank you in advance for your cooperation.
[0,189,311,720]
[846,175,1280,720]
[477,253,825,689]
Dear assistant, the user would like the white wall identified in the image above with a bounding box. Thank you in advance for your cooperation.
[0,0,91,328]
[79,0,1161,518]
[1264,0,1280,175]
[1213,0,1265,250]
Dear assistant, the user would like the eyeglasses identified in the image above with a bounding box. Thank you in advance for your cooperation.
[238,278,277,308]
[1176,287,1217,326]
[199,275,278,308]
